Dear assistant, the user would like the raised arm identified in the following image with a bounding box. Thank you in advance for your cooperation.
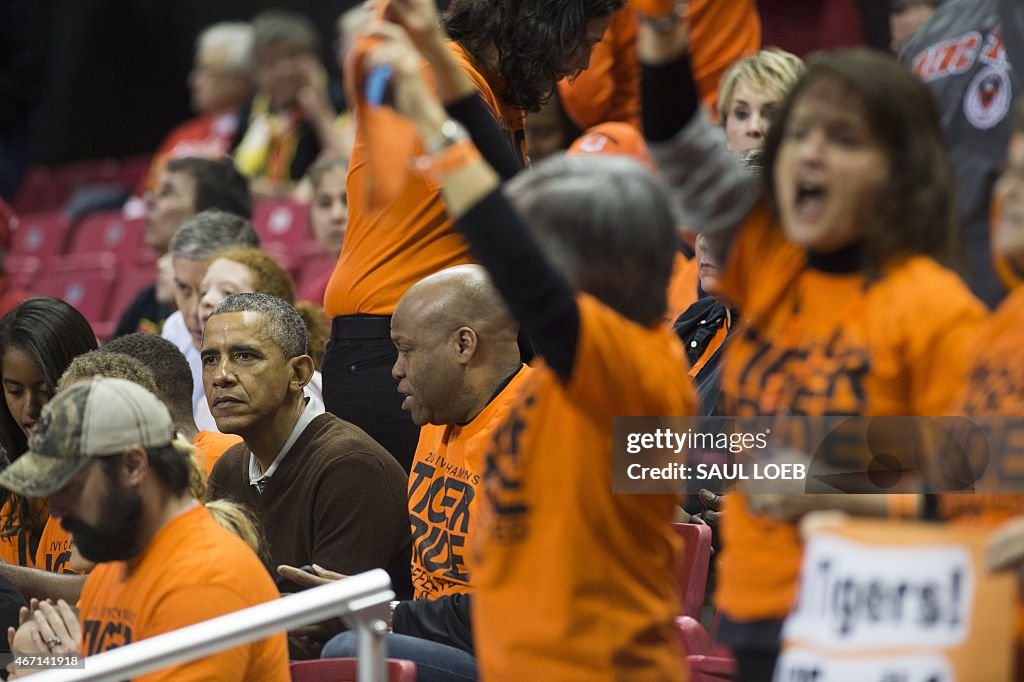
[384,0,522,178]
[363,23,581,381]
[638,14,759,263]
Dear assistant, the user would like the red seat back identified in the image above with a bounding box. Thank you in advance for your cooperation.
[253,199,312,247]
[289,658,417,682]
[9,212,71,261]
[70,211,145,261]
[32,254,117,323]
[106,266,157,328]
[4,256,42,290]
[675,616,736,682]
[672,522,712,619]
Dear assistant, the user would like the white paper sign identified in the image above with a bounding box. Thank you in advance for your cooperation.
[783,535,974,650]
[776,647,954,682]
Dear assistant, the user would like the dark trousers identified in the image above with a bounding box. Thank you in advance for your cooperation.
[323,632,477,682]
[733,648,779,682]
[321,331,420,473]
[715,615,782,682]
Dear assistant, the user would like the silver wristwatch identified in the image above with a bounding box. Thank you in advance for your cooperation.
[424,119,470,155]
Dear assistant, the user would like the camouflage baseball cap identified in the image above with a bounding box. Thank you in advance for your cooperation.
[0,377,175,498]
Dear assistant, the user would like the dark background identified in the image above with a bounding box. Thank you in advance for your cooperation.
[11,0,357,165]
[7,0,887,166]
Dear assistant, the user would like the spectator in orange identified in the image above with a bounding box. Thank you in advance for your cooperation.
[283,265,527,676]
[557,7,640,131]
[323,0,624,473]
[565,121,701,325]
[364,17,697,677]
[1,378,288,680]
[138,23,254,195]
[640,17,985,679]
[558,0,762,133]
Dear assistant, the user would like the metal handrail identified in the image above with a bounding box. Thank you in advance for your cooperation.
[25,569,394,682]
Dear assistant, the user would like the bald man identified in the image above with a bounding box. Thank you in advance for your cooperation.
[391,265,527,601]
[284,266,529,676]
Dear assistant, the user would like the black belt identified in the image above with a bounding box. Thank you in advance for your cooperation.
[331,315,393,340]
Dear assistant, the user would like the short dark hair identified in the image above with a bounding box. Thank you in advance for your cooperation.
[762,48,958,275]
[100,443,192,497]
[103,334,194,428]
[444,0,625,112]
[209,293,307,359]
[58,351,158,395]
[165,157,253,219]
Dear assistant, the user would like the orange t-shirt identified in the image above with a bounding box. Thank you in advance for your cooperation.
[78,504,288,681]
[0,499,46,567]
[192,430,243,476]
[558,8,640,131]
[941,284,1024,524]
[689,0,762,115]
[33,516,75,574]
[714,204,987,622]
[471,294,695,681]
[325,42,526,317]
[409,365,531,601]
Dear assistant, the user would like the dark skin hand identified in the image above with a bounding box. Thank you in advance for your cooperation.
[277,564,349,658]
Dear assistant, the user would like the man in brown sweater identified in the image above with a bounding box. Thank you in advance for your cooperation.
[202,293,412,655]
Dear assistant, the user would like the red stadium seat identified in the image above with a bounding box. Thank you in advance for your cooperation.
[672,522,712,619]
[9,211,71,262]
[69,211,146,262]
[4,256,42,290]
[32,254,117,323]
[289,658,417,682]
[106,265,157,329]
[676,616,736,682]
[253,199,312,246]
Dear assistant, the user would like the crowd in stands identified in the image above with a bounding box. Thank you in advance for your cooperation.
[0,0,1023,680]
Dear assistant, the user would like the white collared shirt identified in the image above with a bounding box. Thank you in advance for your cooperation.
[248,397,325,493]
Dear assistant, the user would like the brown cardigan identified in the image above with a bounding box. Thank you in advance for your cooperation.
[208,413,413,600]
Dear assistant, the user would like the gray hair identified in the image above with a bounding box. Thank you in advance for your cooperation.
[504,155,677,326]
[197,22,254,73]
[169,210,260,260]
[209,293,307,359]
[252,9,320,58]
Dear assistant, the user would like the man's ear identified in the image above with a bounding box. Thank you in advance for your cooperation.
[289,355,316,391]
[454,327,478,365]
[121,445,149,487]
